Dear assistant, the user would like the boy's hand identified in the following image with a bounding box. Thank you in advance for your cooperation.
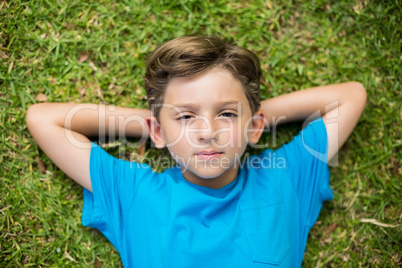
[260,82,367,161]
[26,103,150,191]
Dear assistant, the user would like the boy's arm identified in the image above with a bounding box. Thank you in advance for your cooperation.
[260,82,367,161]
[26,103,150,192]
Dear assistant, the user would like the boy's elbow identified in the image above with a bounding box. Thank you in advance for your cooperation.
[26,103,46,130]
[348,81,367,107]
[26,104,38,124]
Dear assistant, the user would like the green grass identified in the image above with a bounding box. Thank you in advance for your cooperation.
[1,0,400,266]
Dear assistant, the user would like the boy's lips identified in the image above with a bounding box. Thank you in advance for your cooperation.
[195,150,223,155]
[195,151,223,160]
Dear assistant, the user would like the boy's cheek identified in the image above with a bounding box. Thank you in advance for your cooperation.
[164,135,184,149]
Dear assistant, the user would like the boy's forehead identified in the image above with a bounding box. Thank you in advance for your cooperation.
[174,100,242,107]
[165,100,245,112]
[163,69,248,107]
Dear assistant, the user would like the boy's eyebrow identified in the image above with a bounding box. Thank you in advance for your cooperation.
[171,100,242,110]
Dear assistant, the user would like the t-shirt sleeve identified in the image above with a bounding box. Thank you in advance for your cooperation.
[274,118,333,228]
[82,142,139,250]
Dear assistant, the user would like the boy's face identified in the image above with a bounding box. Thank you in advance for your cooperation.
[147,68,265,188]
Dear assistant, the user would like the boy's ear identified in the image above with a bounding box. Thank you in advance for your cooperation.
[248,110,266,145]
[145,116,166,149]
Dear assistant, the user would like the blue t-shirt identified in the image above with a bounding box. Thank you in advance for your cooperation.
[82,118,333,267]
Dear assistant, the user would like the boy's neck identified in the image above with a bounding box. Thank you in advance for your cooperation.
[180,165,239,189]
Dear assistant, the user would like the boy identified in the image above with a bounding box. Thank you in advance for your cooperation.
[26,36,366,267]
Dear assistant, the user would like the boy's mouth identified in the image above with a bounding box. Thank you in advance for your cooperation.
[195,151,223,160]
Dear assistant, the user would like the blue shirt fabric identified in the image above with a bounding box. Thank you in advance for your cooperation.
[82,118,333,267]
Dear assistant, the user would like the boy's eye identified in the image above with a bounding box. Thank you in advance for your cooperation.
[219,112,238,118]
[177,114,193,120]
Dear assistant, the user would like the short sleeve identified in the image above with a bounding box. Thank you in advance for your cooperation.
[273,118,333,228]
[82,143,139,250]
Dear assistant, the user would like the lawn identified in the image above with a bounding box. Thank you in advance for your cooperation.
[0,0,400,266]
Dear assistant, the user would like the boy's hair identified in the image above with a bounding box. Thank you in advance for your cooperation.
[144,36,262,120]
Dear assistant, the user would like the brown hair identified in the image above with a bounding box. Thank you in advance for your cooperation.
[144,36,262,119]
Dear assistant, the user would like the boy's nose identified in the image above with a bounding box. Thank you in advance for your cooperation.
[192,116,217,143]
